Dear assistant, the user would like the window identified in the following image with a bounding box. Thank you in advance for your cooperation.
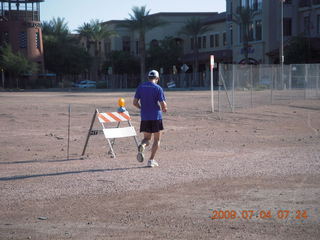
[230,25,233,45]
[299,0,311,7]
[135,40,139,54]
[19,32,27,48]
[223,32,227,46]
[122,36,131,52]
[197,36,201,48]
[313,0,320,5]
[210,35,214,47]
[317,15,320,34]
[35,32,40,49]
[283,18,292,36]
[304,16,310,35]
[240,0,247,8]
[202,36,206,48]
[240,0,262,9]
[214,34,219,47]
[255,20,262,40]
[284,0,292,4]
[248,22,254,41]
[191,38,194,50]
[4,31,9,44]
[251,0,258,10]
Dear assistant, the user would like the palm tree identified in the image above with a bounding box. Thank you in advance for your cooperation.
[77,19,115,81]
[42,17,69,39]
[119,6,166,82]
[232,1,259,64]
[179,17,209,86]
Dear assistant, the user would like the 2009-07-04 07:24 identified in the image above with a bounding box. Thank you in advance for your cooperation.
[209,209,309,220]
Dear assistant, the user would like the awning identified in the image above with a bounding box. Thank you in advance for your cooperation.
[182,49,232,63]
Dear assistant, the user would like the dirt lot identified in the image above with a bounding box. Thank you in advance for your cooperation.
[0,90,319,239]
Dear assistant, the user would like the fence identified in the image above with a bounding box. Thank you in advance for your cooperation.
[104,72,217,89]
[217,64,320,112]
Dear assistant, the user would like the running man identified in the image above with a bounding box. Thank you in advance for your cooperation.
[133,70,167,167]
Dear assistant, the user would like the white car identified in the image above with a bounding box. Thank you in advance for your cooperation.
[74,80,96,88]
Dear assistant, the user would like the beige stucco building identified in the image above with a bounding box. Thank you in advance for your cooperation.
[227,0,320,64]
[96,0,320,75]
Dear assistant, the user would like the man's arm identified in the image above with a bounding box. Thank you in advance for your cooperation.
[133,98,141,109]
[160,101,167,112]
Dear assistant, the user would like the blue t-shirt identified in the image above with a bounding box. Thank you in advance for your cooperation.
[134,81,166,120]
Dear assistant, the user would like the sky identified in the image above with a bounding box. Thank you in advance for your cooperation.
[41,0,226,32]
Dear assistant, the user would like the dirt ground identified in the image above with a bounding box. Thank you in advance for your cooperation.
[0,90,319,240]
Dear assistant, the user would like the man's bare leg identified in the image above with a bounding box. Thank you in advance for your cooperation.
[140,132,152,150]
[137,132,151,162]
[150,131,161,160]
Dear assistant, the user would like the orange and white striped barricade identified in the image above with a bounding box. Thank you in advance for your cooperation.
[82,109,139,158]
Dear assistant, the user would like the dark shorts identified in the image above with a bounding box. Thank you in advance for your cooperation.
[140,120,164,133]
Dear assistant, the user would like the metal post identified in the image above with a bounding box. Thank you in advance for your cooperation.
[67,104,71,160]
[210,63,214,112]
[218,66,221,113]
[81,109,97,156]
[280,0,284,90]
[1,69,4,88]
[271,66,274,104]
[304,64,308,100]
[31,2,34,21]
[317,64,319,98]
[289,64,292,101]
[232,64,235,112]
[250,65,253,108]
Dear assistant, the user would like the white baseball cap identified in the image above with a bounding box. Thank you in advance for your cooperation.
[148,70,159,78]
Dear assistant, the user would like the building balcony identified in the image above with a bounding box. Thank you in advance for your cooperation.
[299,0,320,7]
[299,0,311,7]
[313,0,320,5]
[2,10,39,22]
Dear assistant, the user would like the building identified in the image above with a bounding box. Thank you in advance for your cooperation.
[226,0,320,64]
[0,0,45,72]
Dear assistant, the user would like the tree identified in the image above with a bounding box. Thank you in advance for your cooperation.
[77,19,115,81]
[0,44,37,88]
[232,1,260,64]
[42,17,69,38]
[104,51,140,75]
[147,37,183,73]
[42,17,91,83]
[179,17,209,84]
[284,36,319,64]
[119,6,167,82]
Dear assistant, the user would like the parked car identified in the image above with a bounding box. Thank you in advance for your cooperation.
[73,80,96,88]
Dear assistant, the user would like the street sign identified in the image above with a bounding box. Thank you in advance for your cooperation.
[210,55,214,70]
[181,64,189,73]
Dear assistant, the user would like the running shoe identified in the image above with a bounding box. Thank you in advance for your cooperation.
[147,159,159,167]
[136,144,145,162]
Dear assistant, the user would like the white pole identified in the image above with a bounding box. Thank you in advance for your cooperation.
[316,66,319,97]
[232,64,235,113]
[304,64,308,99]
[210,55,214,112]
[250,65,253,108]
[289,64,292,101]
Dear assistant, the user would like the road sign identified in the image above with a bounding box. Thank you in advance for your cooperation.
[181,64,189,73]
[210,55,214,70]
